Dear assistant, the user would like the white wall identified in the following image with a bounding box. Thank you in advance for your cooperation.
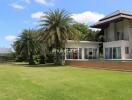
[65,41,100,48]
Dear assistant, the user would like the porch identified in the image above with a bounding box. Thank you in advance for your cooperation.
[65,40,100,60]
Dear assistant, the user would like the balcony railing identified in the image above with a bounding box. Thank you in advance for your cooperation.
[103,40,129,48]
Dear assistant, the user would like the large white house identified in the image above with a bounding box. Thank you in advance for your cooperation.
[91,10,132,60]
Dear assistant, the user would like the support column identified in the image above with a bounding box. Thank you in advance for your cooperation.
[121,46,125,60]
[103,44,105,59]
[65,48,67,60]
[82,48,84,60]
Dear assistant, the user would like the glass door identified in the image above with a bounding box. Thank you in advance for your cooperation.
[113,47,121,59]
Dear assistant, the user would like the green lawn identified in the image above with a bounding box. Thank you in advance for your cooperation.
[0,63,132,100]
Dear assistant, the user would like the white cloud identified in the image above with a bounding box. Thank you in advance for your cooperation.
[10,3,25,10]
[5,35,17,42]
[31,12,45,19]
[34,0,55,6]
[71,11,105,24]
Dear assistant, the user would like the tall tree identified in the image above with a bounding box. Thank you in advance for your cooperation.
[72,23,102,41]
[72,23,90,40]
[83,30,97,41]
[13,29,39,65]
[39,9,80,65]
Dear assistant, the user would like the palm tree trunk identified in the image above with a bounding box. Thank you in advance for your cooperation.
[29,54,35,65]
[55,48,64,65]
[55,49,59,65]
[40,55,45,64]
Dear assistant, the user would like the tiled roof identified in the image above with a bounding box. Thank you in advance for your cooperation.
[91,10,132,28]
[100,10,132,21]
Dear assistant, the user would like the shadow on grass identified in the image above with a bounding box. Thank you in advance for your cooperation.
[11,62,65,68]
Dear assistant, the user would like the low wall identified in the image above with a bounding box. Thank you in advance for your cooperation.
[65,60,132,71]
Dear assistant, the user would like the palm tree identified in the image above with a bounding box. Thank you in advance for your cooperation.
[83,29,96,41]
[39,9,80,65]
[13,29,39,65]
[72,23,90,40]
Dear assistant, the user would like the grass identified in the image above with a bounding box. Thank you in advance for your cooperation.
[0,63,132,100]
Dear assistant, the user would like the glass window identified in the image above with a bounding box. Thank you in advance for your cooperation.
[113,47,117,59]
[79,48,82,59]
[66,48,72,59]
[105,48,109,59]
[84,48,88,59]
[117,47,121,59]
[109,48,113,59]
[115,32,123,40]
[105,47,121,59]
[66,48,82,59]
[125,47,129,54]
[115,22,124,40]
[113,47,121,59]
[105,48,112,59]
[84,48,98,59]
[129,20,132,28]
[93,48,97,59]
[89,48,93,59]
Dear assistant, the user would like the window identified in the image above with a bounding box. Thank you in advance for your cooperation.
[79,48,82,59]
[84,48,98,59]
[116,47,121,59]
[66,48,82,59]
[93,48,98,59]
[84,48,88,59]
[105,48,109,59]
[115,32,123,40]
[129,21,132,28]
[105,47,121,59]
[115,21,124,40]
[113,47,117,59]
[105,48,112,59]
[109,48,113,59]
[125,47,129,54]
[104,28,109,42]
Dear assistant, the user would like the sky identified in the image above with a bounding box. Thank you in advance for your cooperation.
[1,0,132,48]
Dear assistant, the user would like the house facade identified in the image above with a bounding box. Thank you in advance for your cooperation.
[91,10,132,60]
[65,40,100,60]
[0,48,14,61]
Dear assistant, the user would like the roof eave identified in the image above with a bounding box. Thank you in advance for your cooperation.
[91,14,132,28]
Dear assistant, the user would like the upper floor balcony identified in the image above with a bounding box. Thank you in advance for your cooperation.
[104,31,129,42]
[103,40,129,47]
